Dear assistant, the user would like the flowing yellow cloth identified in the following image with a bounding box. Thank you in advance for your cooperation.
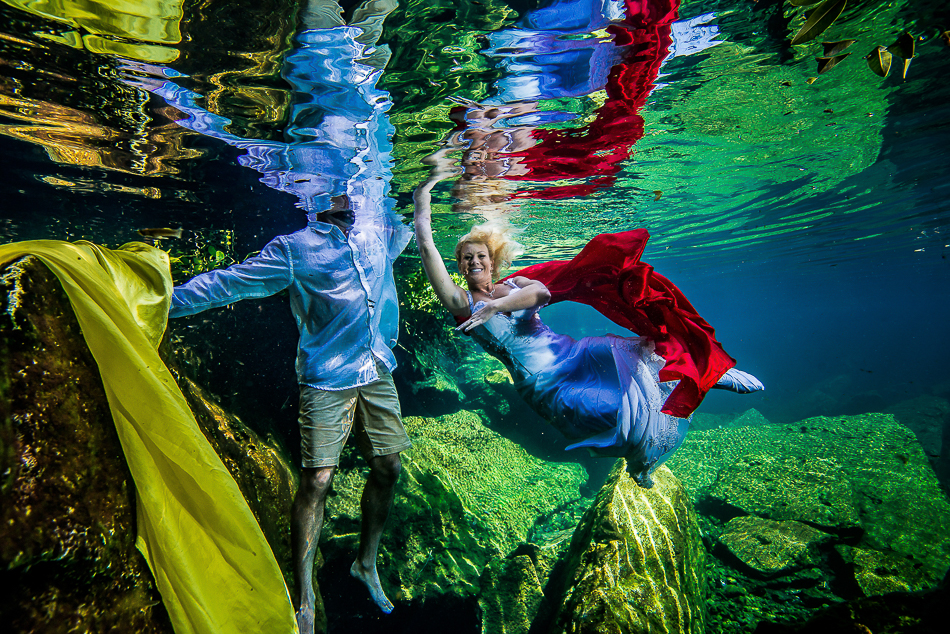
[0,240,297,634]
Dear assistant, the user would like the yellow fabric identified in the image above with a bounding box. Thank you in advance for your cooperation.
[2,0,182,62]
[0,240,297,634]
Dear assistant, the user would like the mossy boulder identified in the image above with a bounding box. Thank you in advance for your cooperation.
[718,516,833,577]
[667,413,950,596]
[706,454,860,533]
[321,409,590,604]
[479,551,546,634]
[849,546,935,596]
[0,255,314,632]
[545,462,706,634]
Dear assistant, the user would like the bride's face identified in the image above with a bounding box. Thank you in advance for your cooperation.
[458,242,493,284]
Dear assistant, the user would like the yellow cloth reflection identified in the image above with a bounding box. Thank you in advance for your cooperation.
[3,0,183,62]
[0,240,297,634]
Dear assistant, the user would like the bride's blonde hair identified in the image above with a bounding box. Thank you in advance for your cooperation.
[455,222,523,281]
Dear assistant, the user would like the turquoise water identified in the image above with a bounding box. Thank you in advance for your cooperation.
[2,0,950,631]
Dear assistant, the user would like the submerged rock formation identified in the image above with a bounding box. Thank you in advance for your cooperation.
[321,409,590,604]
[0,256,313,632]
[706,454,861,534]
[717,516,833,578]
[543,462,706,634]
[666,412,950,631]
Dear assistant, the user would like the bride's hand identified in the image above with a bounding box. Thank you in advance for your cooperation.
[456,301,499,333]
[421,148,460,183]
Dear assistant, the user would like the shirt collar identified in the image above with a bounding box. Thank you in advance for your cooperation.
[307,218,349,241]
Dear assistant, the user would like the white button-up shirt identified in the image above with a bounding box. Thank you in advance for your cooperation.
[169,219,410,390]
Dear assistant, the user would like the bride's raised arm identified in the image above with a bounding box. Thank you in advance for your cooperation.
[413,166,469,316]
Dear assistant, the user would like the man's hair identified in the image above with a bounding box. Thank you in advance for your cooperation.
[454,222,523,281]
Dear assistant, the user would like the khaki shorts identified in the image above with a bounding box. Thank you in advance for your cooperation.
[298,369,410,469]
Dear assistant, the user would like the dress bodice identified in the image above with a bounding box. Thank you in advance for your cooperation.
[466,282,573,379]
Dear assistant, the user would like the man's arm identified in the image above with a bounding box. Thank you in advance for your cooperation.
[170,238,293,318]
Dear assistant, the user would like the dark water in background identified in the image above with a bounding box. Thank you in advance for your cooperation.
[2,0,949,466]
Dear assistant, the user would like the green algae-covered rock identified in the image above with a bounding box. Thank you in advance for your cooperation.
[667,413,950,591]
[547,462,705,634]
[1,256,317,632]
[322,409,589,603]
[849,546,934,596]
[718,516,833,577]
[1,257,173,633]
[478,533,578,634]
[707,453,860,533]
[479,552,546,634]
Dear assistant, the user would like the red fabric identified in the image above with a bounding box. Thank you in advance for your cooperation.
[506,0,678,200]
[504,229,735,418]
[620,0,679,30]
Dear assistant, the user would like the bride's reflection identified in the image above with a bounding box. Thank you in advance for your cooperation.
[444,0,719,209]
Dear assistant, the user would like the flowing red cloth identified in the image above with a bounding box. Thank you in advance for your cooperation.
[503,229,735,418]
[505,0,678,200]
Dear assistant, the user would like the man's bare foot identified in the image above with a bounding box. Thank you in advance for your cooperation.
[295,604,315,634]
[350,561,394,614]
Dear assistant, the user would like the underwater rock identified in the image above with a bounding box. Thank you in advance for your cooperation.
[668,413,950,591]
[690,408,771,432]
[479,551,546,634]
[718,516,833,577]
[754,568,950,634]
[1,255,319,633]
[0,256,172,632]
[885,395,948,462]
[321,409,589,604]
[847,546,934,596]
[706,453,860,533]
[544,462,705,634]
[485,369,513,387]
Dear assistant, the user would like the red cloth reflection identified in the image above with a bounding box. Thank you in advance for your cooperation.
[507,0,679,199]
[505,229,735,418]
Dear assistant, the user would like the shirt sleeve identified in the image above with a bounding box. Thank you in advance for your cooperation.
[169,237,293,318]
[384,217,412,260]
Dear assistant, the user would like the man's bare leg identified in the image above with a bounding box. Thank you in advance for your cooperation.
[293,466,335,634]
[350,452,401,613]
